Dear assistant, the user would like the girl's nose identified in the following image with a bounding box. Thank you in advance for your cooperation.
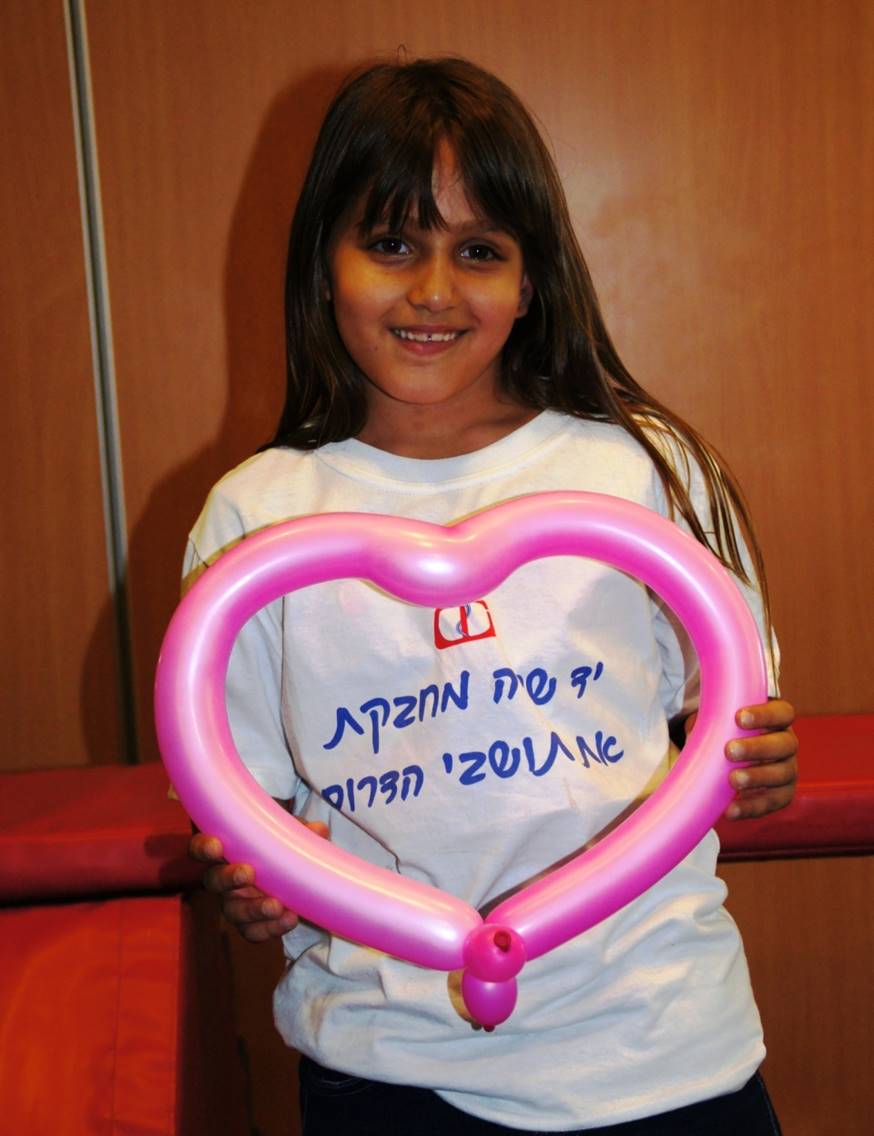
[407,254,457,312]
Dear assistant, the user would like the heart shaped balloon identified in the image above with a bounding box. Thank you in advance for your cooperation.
[155,491,767,1027]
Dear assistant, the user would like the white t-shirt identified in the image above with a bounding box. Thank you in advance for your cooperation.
[185,411,777,1131]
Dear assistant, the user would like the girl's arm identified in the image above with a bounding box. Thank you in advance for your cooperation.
[648,427,796,819]
[682,698,798,821]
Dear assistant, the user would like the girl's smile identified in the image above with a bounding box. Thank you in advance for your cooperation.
[327,143,533,456]
[391,327,463,347]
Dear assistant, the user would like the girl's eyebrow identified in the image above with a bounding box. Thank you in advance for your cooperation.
[456,220,507,235]
[359,217,511,238]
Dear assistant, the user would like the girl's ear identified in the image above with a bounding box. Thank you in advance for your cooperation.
[517,272,534,318]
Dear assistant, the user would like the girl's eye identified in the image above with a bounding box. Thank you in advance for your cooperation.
[461,244,501,262]
[370,236,410,257]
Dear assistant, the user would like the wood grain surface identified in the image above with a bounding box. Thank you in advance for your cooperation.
[0,0,120,768]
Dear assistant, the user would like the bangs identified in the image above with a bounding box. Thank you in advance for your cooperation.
[357,126,448,235]
[337,112,534,243]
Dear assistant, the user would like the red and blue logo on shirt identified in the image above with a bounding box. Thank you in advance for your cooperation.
[433,602,496,650]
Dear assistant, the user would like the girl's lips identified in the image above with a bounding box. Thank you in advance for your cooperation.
[390,327,467,355]
[391,328,464,343]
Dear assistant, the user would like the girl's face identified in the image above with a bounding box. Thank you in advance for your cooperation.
[327,143,533,451]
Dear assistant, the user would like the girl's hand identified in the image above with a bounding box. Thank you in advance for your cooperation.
[685,699,798,820]
[189,823,329,942]
[723,698,798,819]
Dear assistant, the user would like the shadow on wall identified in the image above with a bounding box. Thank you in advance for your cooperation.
[79,64,352,767]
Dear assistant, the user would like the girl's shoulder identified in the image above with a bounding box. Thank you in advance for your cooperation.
[557,412,701,490]
[558,410,692,461]
[208,445,311,504]
[187,446,317,567]
[555,411,663,457]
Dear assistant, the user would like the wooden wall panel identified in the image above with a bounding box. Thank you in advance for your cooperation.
[554,0,874,717]
[0,0,120,769]
[721,855,874,1135]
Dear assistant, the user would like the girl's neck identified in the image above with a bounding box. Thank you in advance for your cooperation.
[356,397,539,459]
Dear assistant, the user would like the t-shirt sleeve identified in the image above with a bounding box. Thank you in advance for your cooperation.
[646,431,781,722]
[183,493,300,802]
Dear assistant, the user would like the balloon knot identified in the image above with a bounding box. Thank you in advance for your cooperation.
[463,924,525,982]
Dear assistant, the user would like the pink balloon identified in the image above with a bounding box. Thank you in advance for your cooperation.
[155,492,767,1027]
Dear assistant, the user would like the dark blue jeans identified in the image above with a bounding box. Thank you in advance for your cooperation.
[299,1057,782,1135]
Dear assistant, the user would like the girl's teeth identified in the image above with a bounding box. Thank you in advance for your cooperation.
[394,329,459,343]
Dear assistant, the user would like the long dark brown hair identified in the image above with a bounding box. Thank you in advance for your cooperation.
[269,56,768,602]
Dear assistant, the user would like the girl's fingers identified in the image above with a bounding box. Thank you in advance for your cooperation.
[221,893,299,939]
[238,910,300,942]
[194,819,330,939]
[736,698,795,731]
[189,833,225,863]
[726,729,799,763]
[730,758,797,793]
[724,782,796,820]
[186,818,329,937]
[722,699,798,820]
[223,893,283,924]
[202,862,255,894]
[728,699,798,771]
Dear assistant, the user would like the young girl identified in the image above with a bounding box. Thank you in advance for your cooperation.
[189,58,797,1135]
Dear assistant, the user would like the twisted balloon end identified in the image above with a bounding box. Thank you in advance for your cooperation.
[461,924,526,1028]
[462,971,518,1029]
